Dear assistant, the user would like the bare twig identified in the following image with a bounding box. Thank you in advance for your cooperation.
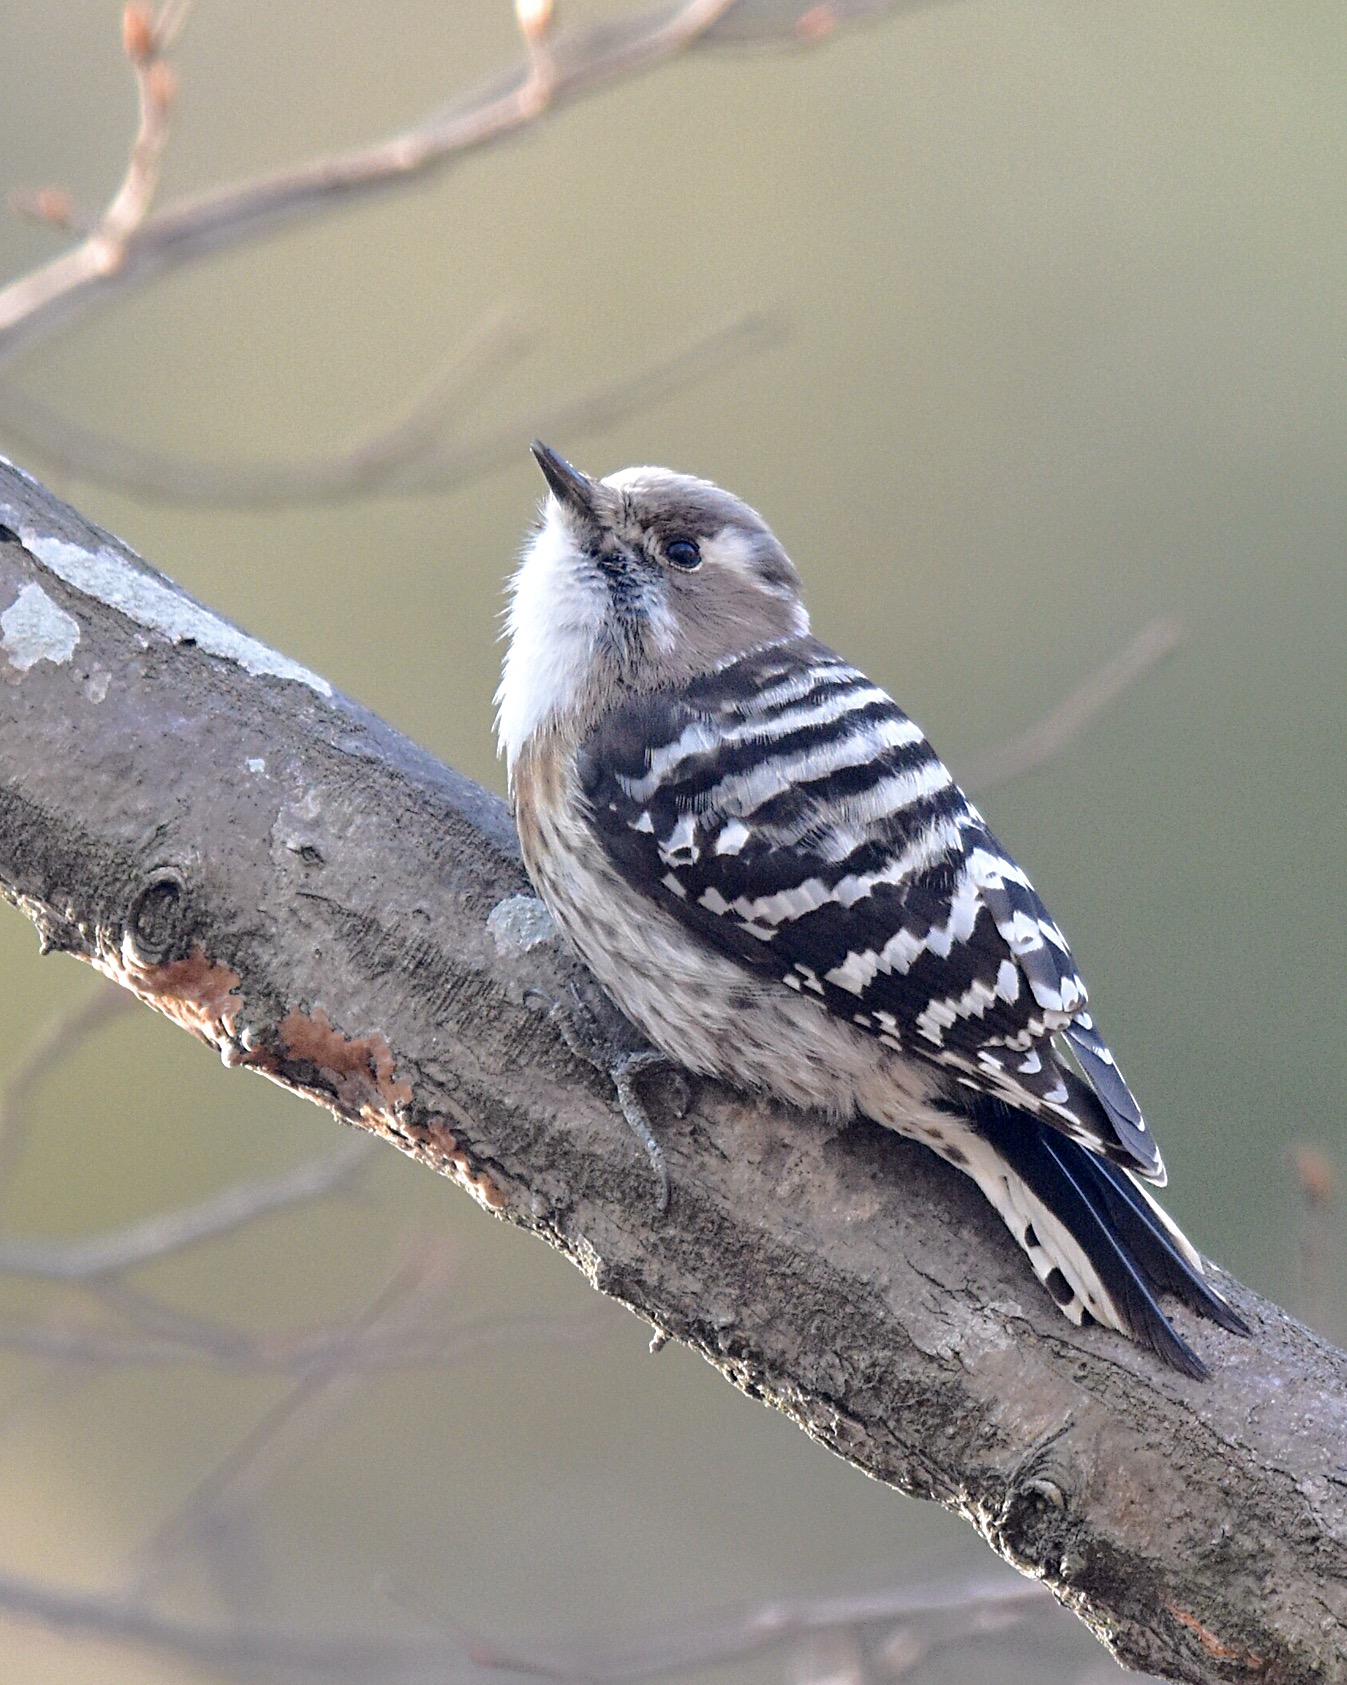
[0,311,780,506]
[5,0,191,321]
[0,0,743,366]
[0,1302,605,1374]
[0,1565,463,1682]
[0,303,535,503]
[125,1247,444,1600]
[91,5,185,272]
[961,616,1185,793]
[0,1135,373,1280]
[464,1577,1052,1682]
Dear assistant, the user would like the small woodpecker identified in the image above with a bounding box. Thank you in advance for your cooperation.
[496,441,1247,1377]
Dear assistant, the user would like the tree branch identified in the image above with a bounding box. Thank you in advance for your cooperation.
[0,0,905,372]
[0,1564,1055,1684]
[0,458,1342,1684]
[0,1135,372,1280]
[463,1575,1050,1680]
[960,617,1186,794]
[0,310,780,506]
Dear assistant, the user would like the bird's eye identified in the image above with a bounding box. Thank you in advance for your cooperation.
[665,538,702,571]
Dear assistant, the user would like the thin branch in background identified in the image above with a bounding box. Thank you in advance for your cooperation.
[0,981,133,1195]
[0,0,745,366]
[0,309,781,505]
[961,616,1185,794]
[123,1244,448,1606]
[0,1134,374,1280]
[0,302,537,504]
[4,1,190,298]
[6,5,189,248]
[0,1299,605,1374]
[0,1564,467,1683]
[461,1577,1053,1682]
[429,309,782,493]
[0,1563,1106,1685]
[92,3,188,270]
[1291,1142,1341,1342]
[789,1591,1064,1685]
[0,0,187,325]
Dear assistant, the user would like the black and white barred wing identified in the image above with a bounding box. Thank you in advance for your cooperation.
[579,637,1162,1182]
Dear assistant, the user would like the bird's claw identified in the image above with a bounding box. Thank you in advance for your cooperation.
[525,987,682,1213]
[611,1049,674,1214]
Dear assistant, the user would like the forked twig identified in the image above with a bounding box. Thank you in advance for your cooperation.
[4,3,187,328]
[91,5,188,272]
[0,0,741,366]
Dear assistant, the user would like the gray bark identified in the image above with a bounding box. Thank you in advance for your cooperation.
[0,456,1342,1684]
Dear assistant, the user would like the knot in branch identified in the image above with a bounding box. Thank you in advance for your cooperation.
[126,864,193,965]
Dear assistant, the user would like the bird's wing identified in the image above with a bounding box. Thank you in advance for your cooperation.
[578,636,1163,1181]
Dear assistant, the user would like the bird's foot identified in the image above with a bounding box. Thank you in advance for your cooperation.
[611,1048,690,1215]
[524,984,689,1213]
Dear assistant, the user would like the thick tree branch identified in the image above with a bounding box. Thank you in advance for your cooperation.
[0,458,1342,1684]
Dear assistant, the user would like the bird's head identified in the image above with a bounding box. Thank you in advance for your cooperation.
[495,442,808,772]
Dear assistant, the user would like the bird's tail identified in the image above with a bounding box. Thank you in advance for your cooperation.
[931,1097,1249,1377]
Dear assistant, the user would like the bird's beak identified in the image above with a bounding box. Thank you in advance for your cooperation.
[530,440,599,522]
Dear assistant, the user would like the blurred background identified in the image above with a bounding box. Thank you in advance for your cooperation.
[0,1,1343,1679]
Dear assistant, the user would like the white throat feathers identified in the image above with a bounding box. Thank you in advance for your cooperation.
[496,458,808,779]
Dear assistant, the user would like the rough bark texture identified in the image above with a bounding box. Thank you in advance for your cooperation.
[0,456,1342,1684]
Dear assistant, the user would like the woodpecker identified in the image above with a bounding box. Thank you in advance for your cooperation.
[497,441,1247,1377]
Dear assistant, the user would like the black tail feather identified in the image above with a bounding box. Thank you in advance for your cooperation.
[1061,1020,1163,1181]
[1067,1143,1250,1339]
[969,1096,1247,1377]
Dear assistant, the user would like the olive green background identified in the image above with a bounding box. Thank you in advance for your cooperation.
[0,3,1343,1680]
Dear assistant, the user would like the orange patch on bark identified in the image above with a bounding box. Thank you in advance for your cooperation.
[86,958,508,1212]
[99,943,243,1050]
[415,1131,508,1211]
[279,1006,412,1119]
[1167,1604,1266,1670]
[373,1085,505,1211]
[277,1012,506,1210]
[462,1169,507,1210]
